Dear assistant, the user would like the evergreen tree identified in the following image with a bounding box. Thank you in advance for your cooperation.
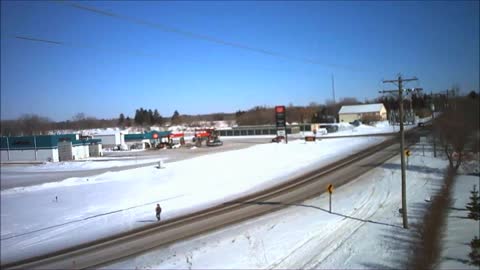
[153,109,162,125]
[125,116,131,127]
[118,113,125,127]
[134,109,142,126]
[141,108,148,126]
[466,185,480,220]
[171,110,181,125]
[469,236,480,266]
[148,109,154,126]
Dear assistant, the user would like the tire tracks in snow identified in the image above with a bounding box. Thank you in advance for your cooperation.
[268,172,392,269]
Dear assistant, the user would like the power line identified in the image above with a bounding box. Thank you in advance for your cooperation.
[9,34,166,59]
[54,0,360,71]
[7,33,334,75]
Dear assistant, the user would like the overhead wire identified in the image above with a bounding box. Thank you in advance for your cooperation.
[7,33,327,75]
[54,0,365,72]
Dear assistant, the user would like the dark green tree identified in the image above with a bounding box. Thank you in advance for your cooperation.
[141,109,148,126]
[466,185,480,220]
[134,109,142,125]
[171,110,181,125]
[469,236,480,266]
[118,113,125,127]
[148,109,154,126]
[153,109,162,125]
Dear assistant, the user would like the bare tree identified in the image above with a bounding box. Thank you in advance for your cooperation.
[434,95,479,171]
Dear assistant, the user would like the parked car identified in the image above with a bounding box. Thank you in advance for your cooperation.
[350,120,361,127]
[271,136,285,143]
[207,138,223,147]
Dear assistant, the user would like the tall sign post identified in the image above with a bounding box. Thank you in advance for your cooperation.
[275,105,287,144]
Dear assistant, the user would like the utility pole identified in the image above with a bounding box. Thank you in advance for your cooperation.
[331,74,336,104]
[380,74,418,229]
[430,91,437,157]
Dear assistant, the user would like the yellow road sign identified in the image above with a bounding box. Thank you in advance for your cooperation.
[405,149,411,157]
[327,184,334,194]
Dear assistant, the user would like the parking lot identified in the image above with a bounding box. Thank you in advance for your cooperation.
[1,136,280,190]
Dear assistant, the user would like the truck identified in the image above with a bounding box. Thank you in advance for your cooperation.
[193,128,222,147]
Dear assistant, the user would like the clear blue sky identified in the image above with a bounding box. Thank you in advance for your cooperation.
[1,1,479,121]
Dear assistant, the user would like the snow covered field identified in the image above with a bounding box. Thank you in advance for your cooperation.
[0,123,413,263]
[104,143,452,269]
[0,157,163,173]
[438,173,480,269]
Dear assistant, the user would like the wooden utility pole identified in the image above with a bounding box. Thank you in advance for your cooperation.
[331,74,336,104]
[380,75,418,229]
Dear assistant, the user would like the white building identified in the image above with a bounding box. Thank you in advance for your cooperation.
[1,134,102,163]
[92,131,125,149]
[338,103,387,123]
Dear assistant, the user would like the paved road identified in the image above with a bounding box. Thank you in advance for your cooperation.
[0,138,271,190]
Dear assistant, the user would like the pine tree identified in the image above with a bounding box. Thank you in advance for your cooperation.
[171,110,181,125]
[134,109,141,126]
[148,109,154,126]
[153,109,162,125]
[469,236,480,266]
[466,185,480,220]
[118,113,125,127]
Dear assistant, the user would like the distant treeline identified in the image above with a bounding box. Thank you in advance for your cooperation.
[1,91,477,136]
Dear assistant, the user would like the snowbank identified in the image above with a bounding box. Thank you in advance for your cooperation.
[437,173,480,269]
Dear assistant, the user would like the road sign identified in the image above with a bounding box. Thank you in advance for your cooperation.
[277,130,286,137]
[327,184,334,213]
[327,184,334,194]
[405,149,411,157]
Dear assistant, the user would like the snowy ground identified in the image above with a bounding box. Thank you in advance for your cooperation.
[0,123,413,263]
[0,157,163,172]
[103,143,451,269]
[437,172,480,269]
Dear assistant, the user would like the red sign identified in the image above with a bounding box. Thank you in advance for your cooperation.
[275,105,286,128]
[152,133,159,139]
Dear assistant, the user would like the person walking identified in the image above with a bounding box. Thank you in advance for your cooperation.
[155,204,162,221]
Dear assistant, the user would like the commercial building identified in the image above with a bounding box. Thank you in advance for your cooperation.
[217,125,307,137]
[92,131,125,149]
[0,134,102,162]
[338,103,387,123]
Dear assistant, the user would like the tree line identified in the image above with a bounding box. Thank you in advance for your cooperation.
[1,91,477,136]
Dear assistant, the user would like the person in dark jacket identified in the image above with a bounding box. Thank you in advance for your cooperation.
[156,204,162,221]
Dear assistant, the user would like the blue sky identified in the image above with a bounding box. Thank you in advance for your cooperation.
[1,1,479,121]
